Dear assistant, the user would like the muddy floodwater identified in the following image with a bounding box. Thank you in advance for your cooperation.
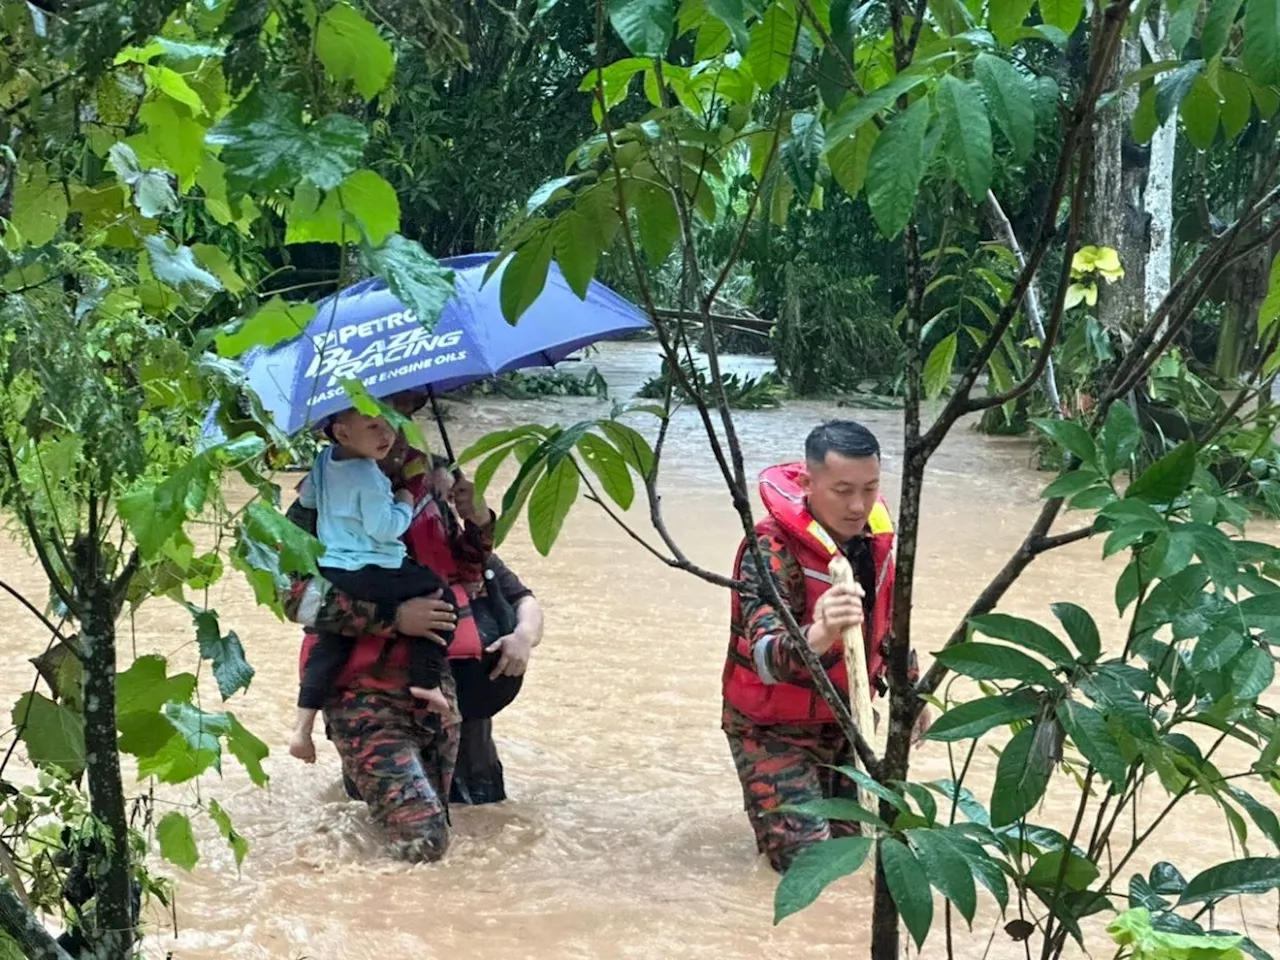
[2,341,1278,959]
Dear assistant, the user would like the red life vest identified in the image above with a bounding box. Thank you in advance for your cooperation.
[296,459,485,695]
[722,462,896,726]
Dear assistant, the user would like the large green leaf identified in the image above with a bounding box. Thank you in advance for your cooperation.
[216,297,316,357]
[598,420,656,480]
[286,169,401,247]
[608,0,677,56]
[781,111,825,200]
[936,75,992,201]
[116,655,197,716]
[827,121,879,198]
[227,712,270,786]
[881,838,933,948]
[825,72,933,147]
[208,798,250,868]
[1051,602,1102,663]
[11,162,68,246]
[1026,848,1099,891]
[989,0,1035,43]
[1057,700,1126,784]
[866,96,932,239]
[316,2,395,99]
[1038,0,1082,35]
[745,0,797,90]
[1202,0,1246,59]
[552,210,600,300]
[1154,61,1205,124]
[774,836,874,923]
[1125,441,1197,504]
[1243,0,1280,85]
[526,458,580,556]
[706,0,749,49]
[107,143,180,219]
[1180,858,1280,904]
[191,607,255,700]
[207,90,368,196]
[1229,646,1274,700]
[144,236,223,292]
[923,331,958,398]
[1100,401,1141,476]
[909,829,978,924]
[634,184,680,266]
[577,432,635,510]
[990,724,1053,826]
[242,500,323,577]
[970,613,1075,668]
[13,692,84,778]
[359,234,457,332]
[157,811,200,871]
[926,692,1039,742]
[973,54,1035,162]
[498,229,555,324]
[1181,76,1222,151]
[932,641,1059,686]
[1032,417,1096,465]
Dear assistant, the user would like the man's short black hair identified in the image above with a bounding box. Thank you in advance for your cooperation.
[805,420,881,464]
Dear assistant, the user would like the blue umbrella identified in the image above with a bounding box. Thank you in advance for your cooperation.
[237,252,649,446]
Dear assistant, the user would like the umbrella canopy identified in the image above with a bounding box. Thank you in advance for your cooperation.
[240,252,649,435]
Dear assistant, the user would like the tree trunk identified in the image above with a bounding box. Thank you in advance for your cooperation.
[1086,35,1149,338]
[80,589,134,960]
[1141,16,1176,331]
[0,882,73,960]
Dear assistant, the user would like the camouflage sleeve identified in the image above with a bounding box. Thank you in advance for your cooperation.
[282,497,398,639]
[738,532,839,687]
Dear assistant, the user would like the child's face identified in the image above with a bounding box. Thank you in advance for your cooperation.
[331,412,397,461]
[432,468,455,501]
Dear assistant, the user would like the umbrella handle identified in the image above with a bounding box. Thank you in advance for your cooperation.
[426,388,463,479]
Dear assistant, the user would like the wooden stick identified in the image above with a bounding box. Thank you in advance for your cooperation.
[829,554,877,755]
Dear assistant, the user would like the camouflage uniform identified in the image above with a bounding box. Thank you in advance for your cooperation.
[723,531,916,873]
[283,469,493,863]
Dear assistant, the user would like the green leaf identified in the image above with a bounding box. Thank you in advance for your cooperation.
[827,121,879,199]
[359,234,457,332]
[1202,0,1246,59]
[990,0,1035,43]
[207,90,368,197]
[577,432,635,510]
[1154,61,1205,124]
[830,765,912,813]
[498,229,554,324]
[1126,441,1196,503]
[157,811,199,871]
[1043,469,1102,500]
[973,54,1036,162]
[526,457,580,556]
[13,692,84,777]
[990,724,1053,827]
[286,169,401,247]
[216,297,315,357]
[936,75,992,201]
[1243,0,1280,85]
[923,331,958,398]
[1260,252,1280,339]
[107,143,180,219]
[1051,602,1101,662]
[1220,68,1255,140]
[881,838,933,948]
[1180,858,1280,904]
[825,72,934,147]
[1038,0,1081,35]
[707,0,749,49]
[1100,401,1141,476]
[867,96,932,239]
[144,236,223,292]
[969,613,1075,668]
[1132,85,1160,144]
[1057,700,1127,784]
[609,0,677,56]
[745,0,797,90]
[552,210,600,300]
[1026,848,1099,891]
[781,111,826,200]
[11,162,68,246]
[774,798,890,829]
[226,712,270,786]
[933,641,1059,686]
[951,832,1010,910]
[1181,76,1221,151]
[598,420,656,479]
[1229,646,1274,700]
[634,185,680,266]
[1170,0,1199,50]
[316,2,395,99]
[208,799,250,869]
[1032,417,1096,465]
[494,443,551,545]
[191,244,247,294]
[926,692,1039,742]
[116,655,196,716]
[910,829,977,925]
[191,607,255,700]
[774,837,874,923]
[242,500,323,577]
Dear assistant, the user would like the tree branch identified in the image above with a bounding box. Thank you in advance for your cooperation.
[0,882,73,960]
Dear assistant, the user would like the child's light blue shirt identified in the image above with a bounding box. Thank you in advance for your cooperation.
[299,447,413,571]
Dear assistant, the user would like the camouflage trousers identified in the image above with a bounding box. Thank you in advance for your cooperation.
[724,711,861,873]
[324,688,460,863]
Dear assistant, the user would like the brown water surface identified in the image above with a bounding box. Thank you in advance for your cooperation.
[2,342,1277,959]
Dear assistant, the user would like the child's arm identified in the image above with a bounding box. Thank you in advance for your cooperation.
[355,465,414,542]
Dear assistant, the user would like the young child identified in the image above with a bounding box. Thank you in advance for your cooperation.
[289,409,457,763]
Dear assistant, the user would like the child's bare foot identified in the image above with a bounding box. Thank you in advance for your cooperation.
[409,686,450,714]
[290,729,317,763]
